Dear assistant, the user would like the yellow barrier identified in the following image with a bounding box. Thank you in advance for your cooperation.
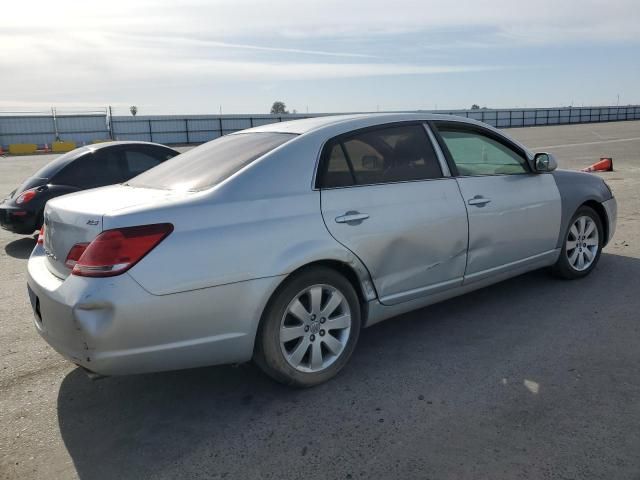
[8,144,38,154]
[52,141,77,153]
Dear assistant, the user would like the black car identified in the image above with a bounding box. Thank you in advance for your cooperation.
[0,141,179,234]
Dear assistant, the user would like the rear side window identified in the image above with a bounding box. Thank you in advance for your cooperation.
[437,128,528,176]
[53,151,125,188]
[124,149,165,176]
[31,146,90,179]
[318,124,442,188]
[128,133,296,191]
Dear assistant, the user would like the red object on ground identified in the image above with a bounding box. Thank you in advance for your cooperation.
[582,157,613,172]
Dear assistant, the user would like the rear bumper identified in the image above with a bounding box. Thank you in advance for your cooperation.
[27,245,283,376]
[602,197,617,245]
[0,205,39,234]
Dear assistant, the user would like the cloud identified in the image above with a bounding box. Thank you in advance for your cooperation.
[157,60,502,80]
[4,0,639,43]
[123,35,377,58]
[0,0,638,111]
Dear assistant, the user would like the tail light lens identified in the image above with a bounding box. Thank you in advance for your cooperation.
[64,243,89,269]
[69,223,173,277]
[37,225,45,245]
[16,189,37,205]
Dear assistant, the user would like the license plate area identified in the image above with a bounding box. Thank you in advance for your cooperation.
[27,284,42,323]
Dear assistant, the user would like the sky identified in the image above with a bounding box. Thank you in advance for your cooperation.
[1,0,639,114]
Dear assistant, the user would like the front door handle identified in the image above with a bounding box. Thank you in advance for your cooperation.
[335,211,370,224]
[467,196,491,207]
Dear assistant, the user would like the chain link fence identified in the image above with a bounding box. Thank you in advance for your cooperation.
[1,105,639,148]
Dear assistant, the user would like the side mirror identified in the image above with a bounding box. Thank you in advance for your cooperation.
[533,152,557,172]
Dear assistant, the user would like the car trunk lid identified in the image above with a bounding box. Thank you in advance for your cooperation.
[43,185,187,279]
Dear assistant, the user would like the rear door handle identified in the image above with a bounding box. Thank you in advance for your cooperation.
[335,211,370,224]
[467,196,491,207]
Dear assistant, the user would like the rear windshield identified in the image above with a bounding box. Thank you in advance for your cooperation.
[32,147,90,179]
[127,133,296,191]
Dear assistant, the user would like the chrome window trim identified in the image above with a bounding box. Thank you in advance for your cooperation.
[315,175,460,191]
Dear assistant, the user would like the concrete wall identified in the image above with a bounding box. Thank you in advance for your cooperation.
[1,106,639,148]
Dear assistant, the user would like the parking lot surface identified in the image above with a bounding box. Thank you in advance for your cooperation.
[1,121,639,479]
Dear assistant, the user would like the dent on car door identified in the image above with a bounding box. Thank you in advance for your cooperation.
[318,123,469,306]
[433,122,562,282]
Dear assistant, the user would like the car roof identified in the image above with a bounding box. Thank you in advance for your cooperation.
[239,112,534,158]
[28,141,177,181]
[238,113,491,135]
[86,140,176,152]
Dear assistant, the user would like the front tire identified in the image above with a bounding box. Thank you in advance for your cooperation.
[552,205,603,279]
[254,267,361,387]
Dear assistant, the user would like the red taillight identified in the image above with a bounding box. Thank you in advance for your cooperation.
[37,225,45,245]
[16,189,37,205]
[70,223,173,277]
[64,243,88,269]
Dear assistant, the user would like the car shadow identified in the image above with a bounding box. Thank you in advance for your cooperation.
[57,252,640,479]
[4,236,36,259]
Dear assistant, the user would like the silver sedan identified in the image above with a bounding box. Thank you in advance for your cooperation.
[27,114,617,386]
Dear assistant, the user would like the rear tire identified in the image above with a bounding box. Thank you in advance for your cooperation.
[552,205,603,279]
[254,267,361,387]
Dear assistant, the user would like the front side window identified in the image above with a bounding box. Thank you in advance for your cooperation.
[437,128,528,176]
[128,133,296,191]
[319,124,442,188]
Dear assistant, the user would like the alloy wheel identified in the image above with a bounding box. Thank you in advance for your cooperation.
[566,215,599,271]
[279,284,352,373]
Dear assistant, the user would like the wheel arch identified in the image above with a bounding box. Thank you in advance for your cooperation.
[581,200,609,246]
[552,170,613,248]
[257,258,375,344]
[297,260,372,321]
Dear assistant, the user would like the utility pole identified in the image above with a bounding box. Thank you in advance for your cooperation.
[51,107,60,141]
[108,105,114,139]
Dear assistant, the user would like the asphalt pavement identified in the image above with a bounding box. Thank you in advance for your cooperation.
[1,121,639,479]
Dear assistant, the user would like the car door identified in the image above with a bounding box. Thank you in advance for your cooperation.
[318,122,469,306]
[432,121,561,283]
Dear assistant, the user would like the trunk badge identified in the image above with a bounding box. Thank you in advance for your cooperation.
[86,220,99,226]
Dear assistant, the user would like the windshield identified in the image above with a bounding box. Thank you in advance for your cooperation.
[127,133,296,191]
